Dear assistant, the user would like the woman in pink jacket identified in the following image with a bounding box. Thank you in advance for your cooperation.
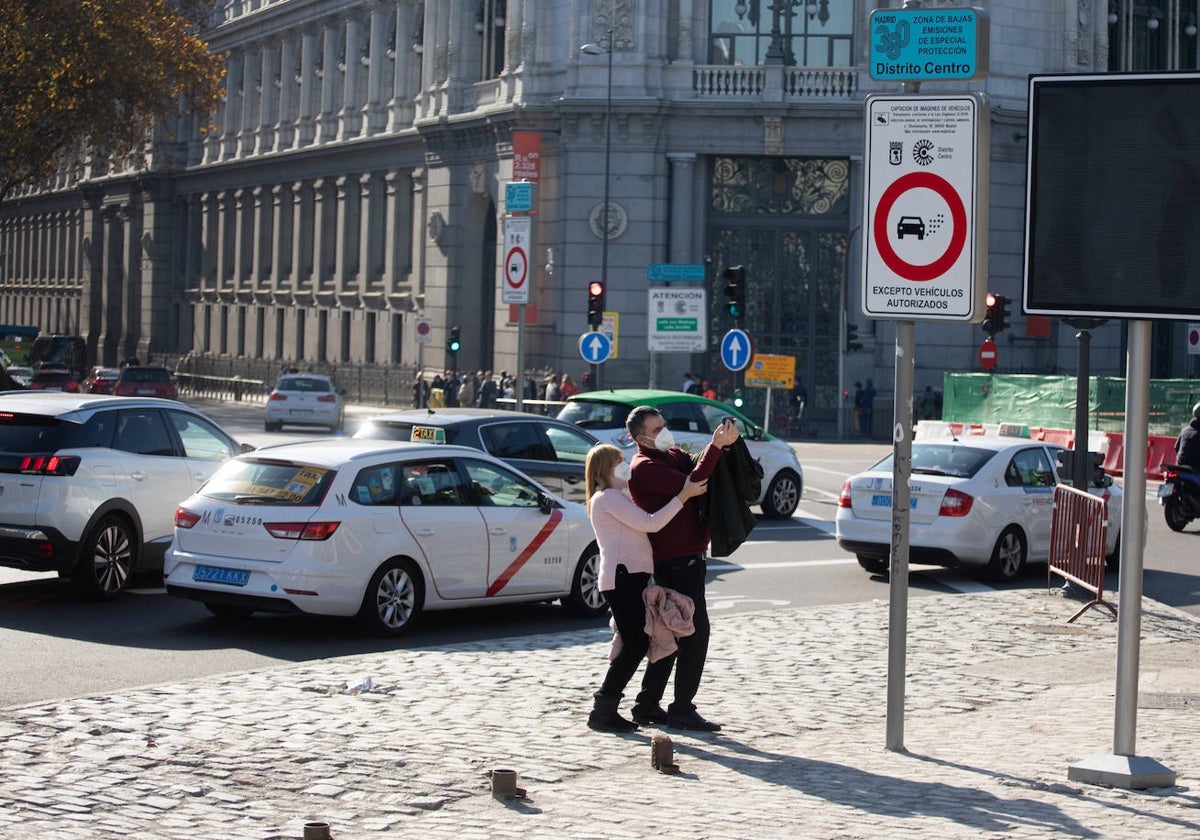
[584,444,707,733]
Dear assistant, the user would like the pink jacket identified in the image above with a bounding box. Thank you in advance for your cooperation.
[607,584,696,663]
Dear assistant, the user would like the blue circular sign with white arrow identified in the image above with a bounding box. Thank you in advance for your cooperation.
[720,329,752,372]
[578,331,613,364]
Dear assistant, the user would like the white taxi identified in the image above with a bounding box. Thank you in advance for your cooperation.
[164,439,604,635]
[835,432,1123,581]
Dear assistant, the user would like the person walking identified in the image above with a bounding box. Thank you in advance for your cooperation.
[626,406,739,732]
[583,445,708,733]
[860,379,876,437]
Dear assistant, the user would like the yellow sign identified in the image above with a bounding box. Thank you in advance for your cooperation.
[745,353,795,389]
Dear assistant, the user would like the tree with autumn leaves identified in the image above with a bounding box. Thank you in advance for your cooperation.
[0,0,225,201]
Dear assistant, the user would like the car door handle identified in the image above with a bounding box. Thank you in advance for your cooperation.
[130,471,148,482]
[414,528,436,536]
[563,476,582,484]
[488,527,508,535]
[193,472,211,483]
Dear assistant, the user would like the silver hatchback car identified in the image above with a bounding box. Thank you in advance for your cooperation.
[264,373,344,433]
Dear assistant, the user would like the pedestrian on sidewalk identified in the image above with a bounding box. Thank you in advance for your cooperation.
[583,445,708,733]
[627,407,739,732]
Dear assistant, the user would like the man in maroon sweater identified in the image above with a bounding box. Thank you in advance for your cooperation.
[626,405,739,732]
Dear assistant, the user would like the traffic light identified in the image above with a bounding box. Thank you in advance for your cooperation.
[587,280,605,328]
[846,323,862,352]
[447,326,461,355]
[723,266,746,319]
[983,293,1011,335]
[732,389,744,408]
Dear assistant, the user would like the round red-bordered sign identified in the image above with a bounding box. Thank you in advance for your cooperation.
[505,246,528,289]
[873,171,967,282]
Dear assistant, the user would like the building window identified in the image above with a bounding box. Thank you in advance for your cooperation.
[709,0,852,67]
[478,0,507,80]
[710,156,850,216]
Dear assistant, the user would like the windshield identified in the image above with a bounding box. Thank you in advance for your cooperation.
[557,400,626,429]
[201,460,336,504]
[870,445,996,479]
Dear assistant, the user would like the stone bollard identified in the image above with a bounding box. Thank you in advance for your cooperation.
[651,735,680,774]
[302,822,332,840]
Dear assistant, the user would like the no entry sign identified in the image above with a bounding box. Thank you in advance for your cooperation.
[862,94,989,322]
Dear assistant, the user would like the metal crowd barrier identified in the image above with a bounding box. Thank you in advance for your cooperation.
[1048,484,1116,623]
[174,373,267,404]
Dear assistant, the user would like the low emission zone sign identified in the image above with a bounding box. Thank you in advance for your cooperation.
[869,7,989,82]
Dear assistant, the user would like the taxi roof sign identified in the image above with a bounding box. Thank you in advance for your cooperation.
[869,7,989,82]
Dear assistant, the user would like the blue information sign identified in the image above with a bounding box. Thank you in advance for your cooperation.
[720,329,752,372]
[578,331,613,364]
[868,7,988,82]
[646,263,707,283]
[505,181,533,212]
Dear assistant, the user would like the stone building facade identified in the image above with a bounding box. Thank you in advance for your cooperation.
[1,1,1197,432]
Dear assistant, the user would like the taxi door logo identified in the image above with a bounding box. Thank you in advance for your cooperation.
[889,141,903,166]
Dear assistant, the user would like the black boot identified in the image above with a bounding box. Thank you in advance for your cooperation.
[587,692,638,733]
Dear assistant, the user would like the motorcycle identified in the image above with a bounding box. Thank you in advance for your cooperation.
[1158,463,1200,531]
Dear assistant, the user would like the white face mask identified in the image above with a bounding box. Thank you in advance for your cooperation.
[612,461,632,482]
[653,428,675,452]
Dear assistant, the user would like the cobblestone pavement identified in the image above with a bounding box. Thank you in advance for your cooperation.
[2,588,1199,839]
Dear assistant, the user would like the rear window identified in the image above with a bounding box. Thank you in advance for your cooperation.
[871,445,996,479]
[120,368,170,383]
[557,400,627,429]
[276,377,331,393]
[32,371,73,383]
[200,459,336,505]
[0,413,73,460]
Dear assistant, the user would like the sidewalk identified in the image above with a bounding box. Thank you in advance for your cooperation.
[1,588,1199,838]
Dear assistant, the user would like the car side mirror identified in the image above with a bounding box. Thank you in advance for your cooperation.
[538,491,557,514]
[239,443,256,453]
[747,425,764,441]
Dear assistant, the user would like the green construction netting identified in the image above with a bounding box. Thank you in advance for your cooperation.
[943,374,1200,437]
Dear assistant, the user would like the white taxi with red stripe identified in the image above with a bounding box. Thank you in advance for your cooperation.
[163,439,603,635]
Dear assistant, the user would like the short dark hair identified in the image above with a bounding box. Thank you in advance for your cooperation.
[626,405,661,439]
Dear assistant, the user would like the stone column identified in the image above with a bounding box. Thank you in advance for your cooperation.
[253,185,272,288]
[216,191,234,289]
[359,171,380,286]
[363,2,389,134]
[271,183,291,288]
[233,188,253,289]
[222,51,242,159]
[277,33,298,150]
[257,41,279,153]
[318,21,341,142]
[383,169,412,290]
[297,28,318,147]
[313,178,333,288]
[339,14,365,139]
[335,175,357,292]
[292,180,312,285]
[121,203,144,361]
[388,2,415,130]
[239,43,259,155]
[409,167,427,297]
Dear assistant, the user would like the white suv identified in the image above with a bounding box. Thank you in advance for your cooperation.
[0,393,246,599]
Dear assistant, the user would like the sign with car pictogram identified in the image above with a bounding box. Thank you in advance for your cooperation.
[862,94,989,322]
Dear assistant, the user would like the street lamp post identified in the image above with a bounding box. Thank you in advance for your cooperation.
[580,31,613,390]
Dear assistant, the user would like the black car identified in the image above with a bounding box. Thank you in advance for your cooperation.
[353,408,599,504]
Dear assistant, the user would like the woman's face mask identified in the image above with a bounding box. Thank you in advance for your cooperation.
[612,461,632,482]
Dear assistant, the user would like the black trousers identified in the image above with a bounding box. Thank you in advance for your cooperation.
[635,555,710,714]
[598,566,652,697]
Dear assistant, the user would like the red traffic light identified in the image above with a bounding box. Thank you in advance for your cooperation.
[985,292,998,308]
[588,281,605,297]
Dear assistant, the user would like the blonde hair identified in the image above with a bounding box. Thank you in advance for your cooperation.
[584,444,625,514]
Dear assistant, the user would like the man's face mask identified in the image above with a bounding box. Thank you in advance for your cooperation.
[651,427,675,452]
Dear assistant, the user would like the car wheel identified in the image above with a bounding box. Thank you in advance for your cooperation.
[562,543,607,617]
[762,469,802,519]
[985,526,1027,582]
[265,420,281,432]
[205,602,256,618]
[71,515,136,601]
[857,554,889,575]
[1163,498,1190,532]
[331,411,344,434]
[357,559,424,636]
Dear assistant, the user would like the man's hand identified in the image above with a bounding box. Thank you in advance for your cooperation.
[713,417,740,448]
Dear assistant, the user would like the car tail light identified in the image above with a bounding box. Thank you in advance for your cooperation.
[268,392,287,401]
[1164,467,1179,481]
[264,521,340,540]
[938,488,974,517]
[66,382,79,392]
[316,394,337,403]
[838,479,853,508]
[175,507,202,529]
[19,455,81,476]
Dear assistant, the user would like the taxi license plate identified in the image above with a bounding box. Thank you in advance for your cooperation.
[193,565,250,586]
[1157,484,1175,498]
[137,388,156,395]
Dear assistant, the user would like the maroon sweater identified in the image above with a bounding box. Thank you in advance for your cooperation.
[629,442,725,562]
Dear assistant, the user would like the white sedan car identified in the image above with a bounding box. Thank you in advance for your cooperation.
[264,372,344,433]
[836,435,1123,581]
[164,439,604,635]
